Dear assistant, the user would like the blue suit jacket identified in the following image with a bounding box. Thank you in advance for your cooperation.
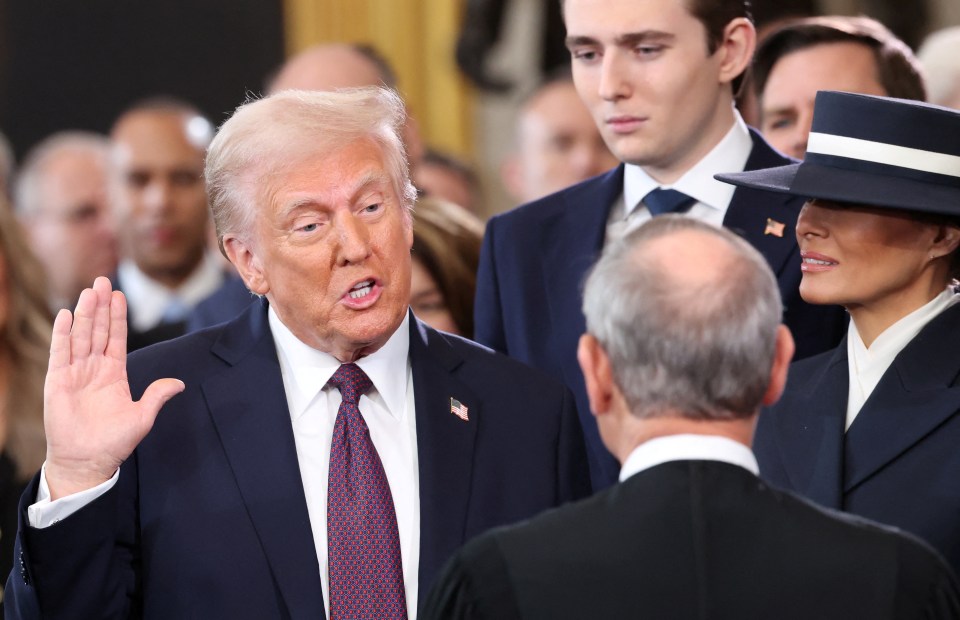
[474,130,847,491]
[6,301,589,619]
[754,302,960,574]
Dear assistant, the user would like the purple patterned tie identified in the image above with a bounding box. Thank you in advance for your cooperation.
[327,363,407,620]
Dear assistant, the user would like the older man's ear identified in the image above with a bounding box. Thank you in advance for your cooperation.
[577,333,615,418]
[224,235,268,296]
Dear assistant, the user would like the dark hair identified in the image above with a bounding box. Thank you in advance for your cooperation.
[752,16,927,102]
[411,197,484,336]
[560,0,753,92]
[351,44,399,90]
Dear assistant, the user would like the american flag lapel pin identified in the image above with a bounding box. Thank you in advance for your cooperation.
[450,397,469,422]
[764,218,785,238]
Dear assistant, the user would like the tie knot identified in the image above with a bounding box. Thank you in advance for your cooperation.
[643,187,696,216]
[328,363,372,405]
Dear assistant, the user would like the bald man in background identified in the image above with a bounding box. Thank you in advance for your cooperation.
[501,72,618,204]
[110,99,226,350]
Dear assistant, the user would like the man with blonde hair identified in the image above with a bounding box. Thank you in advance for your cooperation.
[6,88,588,619]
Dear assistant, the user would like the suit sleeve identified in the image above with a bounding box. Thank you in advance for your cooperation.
[419,534,522,620]
[5,462,141,619]
[474,216,507,353]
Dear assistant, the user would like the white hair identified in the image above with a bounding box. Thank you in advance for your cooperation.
[205,87,417,253]
[582,216,783,421]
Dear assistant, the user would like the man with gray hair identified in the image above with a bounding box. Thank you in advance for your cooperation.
[5,87,588,619]
[422,216,960,619]
[14,131,118,311]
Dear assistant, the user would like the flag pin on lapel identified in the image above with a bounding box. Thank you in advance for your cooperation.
[450,397,469,422]
[764,218,785,237]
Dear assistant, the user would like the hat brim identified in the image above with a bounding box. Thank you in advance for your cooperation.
[716,162,960,218]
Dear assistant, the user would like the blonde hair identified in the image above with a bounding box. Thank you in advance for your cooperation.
[205,87,417,254]
[0,198,51,479]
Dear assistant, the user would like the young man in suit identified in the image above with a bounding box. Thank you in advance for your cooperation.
[474,0,847,492]
[5,88,589,619]
[424,216,960,620]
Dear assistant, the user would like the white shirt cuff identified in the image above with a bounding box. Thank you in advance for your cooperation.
[27,463,120,529]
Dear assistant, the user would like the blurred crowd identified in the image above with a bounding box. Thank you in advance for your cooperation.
[2,4,960,615]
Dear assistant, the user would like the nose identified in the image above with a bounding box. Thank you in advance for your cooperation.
[142,180,172,213]
[334,212,372,265]
[792,107,815,159]
[795,201,828,242]
[597,51,630,102]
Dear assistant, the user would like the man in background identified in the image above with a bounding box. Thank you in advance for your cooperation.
[15,132,118,311]
[475,0,847,491]
[752,15,925,159]
[110,98,225,350]
[500,70,618,203]
[424,216,960,619]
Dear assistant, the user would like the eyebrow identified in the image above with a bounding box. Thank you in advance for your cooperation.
[277,170,392,217]
[565,31,676,48]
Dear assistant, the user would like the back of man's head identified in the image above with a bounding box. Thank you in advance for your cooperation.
[582,216,782,421]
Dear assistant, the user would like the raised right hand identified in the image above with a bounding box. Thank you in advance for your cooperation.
[43,277,185,500]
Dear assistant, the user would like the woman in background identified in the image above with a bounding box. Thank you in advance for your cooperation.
[0,197,52,590]
[410,197,484,336]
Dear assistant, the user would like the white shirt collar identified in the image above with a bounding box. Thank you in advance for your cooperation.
[118,253,225,331]
[619,433,759,482]
[623,112,752,217]
[845,286,959,429]
[269,306,411,421]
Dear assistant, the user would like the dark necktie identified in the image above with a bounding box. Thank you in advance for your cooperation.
[643,187,696,216]
[327,363,407,619]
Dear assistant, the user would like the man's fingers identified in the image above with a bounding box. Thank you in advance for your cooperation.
[137,379,186,430]
[90,278,113,355]
[105,291,129,361]
[48,309,74,371]
[70,287,98,360]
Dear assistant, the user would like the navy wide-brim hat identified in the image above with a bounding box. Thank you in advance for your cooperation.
[716,90,960,218]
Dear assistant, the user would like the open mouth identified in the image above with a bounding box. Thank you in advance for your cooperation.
[349,279,374,299]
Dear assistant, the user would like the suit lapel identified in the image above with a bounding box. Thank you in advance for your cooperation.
[844,303,960,492]
[409,316,480,593]
[772,346,848,508]
[723,131,802,277]
[542,166,624,388]
[201,302,327,618]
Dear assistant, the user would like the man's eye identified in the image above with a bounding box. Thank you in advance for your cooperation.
[299,223,318,232]
[364,203,381,213]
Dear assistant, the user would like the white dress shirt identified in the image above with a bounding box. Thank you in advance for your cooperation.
[606,112,754,242]
[846,287,959,430]
[271,308,420,617]
[118,252,225,331]
[619,434,759,483]
[29,307,422,618]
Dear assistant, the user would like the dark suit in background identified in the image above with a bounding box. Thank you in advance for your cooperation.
[475,131,847,491]
[5,302,589,618]
[187,274,256,331]
[755,302,960,575]
[422,460,960,619]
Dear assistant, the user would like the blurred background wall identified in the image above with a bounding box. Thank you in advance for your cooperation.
[0,0,957,218]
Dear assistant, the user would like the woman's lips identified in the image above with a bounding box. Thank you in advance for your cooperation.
[800,251,838,273]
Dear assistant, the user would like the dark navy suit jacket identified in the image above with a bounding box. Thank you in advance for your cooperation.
[6,301,589,619]
[474,130,847,491]
[755,301,960,575]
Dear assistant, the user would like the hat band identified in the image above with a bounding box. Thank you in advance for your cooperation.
[807,132,960,178]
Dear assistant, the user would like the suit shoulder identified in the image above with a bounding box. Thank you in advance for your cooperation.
[127,323,228,383]
[489,168,618,231]
[437,330,571,392]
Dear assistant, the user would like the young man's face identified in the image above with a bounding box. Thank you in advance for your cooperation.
[564,0,744,182]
